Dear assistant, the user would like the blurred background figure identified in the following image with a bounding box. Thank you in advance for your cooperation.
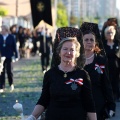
[10,24,20,59]
[31,30,38,56]
[0,25,18,93]
[37,27,53,73]
[10,24,18,42]
[101,18,120,102]
[18,26,26,59]
[24,28,33,59]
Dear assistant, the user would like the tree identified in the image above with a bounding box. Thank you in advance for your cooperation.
[79,16,100,26]
[0,7,8,16]
[56,2,68,27]
[70,15,78,26]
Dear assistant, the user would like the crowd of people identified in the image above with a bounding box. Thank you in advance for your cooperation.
[25,18,120,120]
[0,25,53,93]
[0,18,120,120]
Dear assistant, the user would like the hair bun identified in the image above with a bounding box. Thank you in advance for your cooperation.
[104,20,117,28]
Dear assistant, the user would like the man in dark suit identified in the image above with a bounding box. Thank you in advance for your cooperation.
[0,25,18,93]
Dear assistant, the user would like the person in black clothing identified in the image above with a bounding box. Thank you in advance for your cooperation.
[38,28,53,73]
[0,25,18,93]
[31,30,38,56]
[101,20,120,102]
[10,25,18,42]
[26,27,97,120]
[80,22,116,120]
[10,24,20,59]
[18,26,26,58]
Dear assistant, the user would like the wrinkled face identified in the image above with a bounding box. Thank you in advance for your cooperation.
[59,41,77,63]
[105,26,116,40]
[83,33,96,52]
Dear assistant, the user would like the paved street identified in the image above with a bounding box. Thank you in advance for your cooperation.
[111,102,120,120]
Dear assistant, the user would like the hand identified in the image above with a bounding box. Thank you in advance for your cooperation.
[26,115,36,120]
[109,110,115,117]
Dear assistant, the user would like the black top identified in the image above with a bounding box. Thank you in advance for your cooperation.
[18,32,26,48]
[104,41,120,73]
[103,41,120,100]
[0,34,18,58]
[37,66,95,120]
[84,54,115,120]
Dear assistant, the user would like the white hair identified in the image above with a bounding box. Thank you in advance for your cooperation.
[2,25,9,32]
[104,26,116,35]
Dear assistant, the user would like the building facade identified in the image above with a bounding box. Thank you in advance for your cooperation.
[60,0,119,19]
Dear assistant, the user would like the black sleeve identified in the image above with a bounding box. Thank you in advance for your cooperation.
[11,35,18,58]
[101,60,116,111]
[36,72,50,109]
[82,71,96,112]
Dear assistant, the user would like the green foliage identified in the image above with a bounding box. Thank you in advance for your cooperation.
[51,0,54,6]
[56,2,68,27]
[70,15,78,26]
[79,17,99,25]
[0,7,8,16]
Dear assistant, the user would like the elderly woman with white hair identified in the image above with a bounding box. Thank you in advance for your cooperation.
[102,21,120,102]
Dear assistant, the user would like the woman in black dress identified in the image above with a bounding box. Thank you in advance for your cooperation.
[80,22,115,120]
[101,21,120,101]
[26,27,97,120]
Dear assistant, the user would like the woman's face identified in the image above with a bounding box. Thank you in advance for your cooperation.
[105,28,116,40]
[59,41,77,63]
[83,33,96,52]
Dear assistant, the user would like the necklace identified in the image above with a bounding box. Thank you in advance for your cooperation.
[86,54,94,60]
[107,42,114,49]
[59,65,74,78]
